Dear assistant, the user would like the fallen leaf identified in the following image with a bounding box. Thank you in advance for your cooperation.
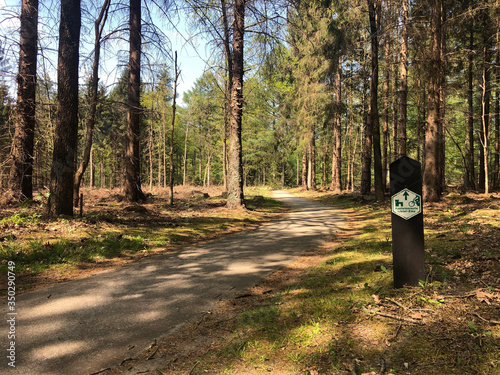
[476,290,494,305]
[372,294,381,304]
[410,312,423,320]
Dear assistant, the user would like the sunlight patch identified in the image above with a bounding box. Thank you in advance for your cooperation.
[32,341,85,360]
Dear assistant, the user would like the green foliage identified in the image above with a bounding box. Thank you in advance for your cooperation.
[0,211,42,227]
[0,233,145,274]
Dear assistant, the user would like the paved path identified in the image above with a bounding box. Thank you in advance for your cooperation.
[2,191,345,375]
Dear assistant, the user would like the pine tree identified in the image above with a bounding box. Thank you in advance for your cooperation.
[9,0,38,201]
[48,0,81,216]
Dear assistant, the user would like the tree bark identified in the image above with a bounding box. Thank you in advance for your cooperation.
[361,49,372,196]
[423,0,443,202]
[183,122,189,185]
[331,61,342,193]
[169,51,178,205]
[398,0,408,157]
[302,147,308,189]
[9,0,38,201]
[307,129,316,190]
[73,0,110,206]
[479,15,493,195]
[221,0,231,192]
[124,0,146,202]
[48,0,81,216]
[494,45,500,189]
[368,0,384,201]
[467,24,476,189]
[226,0,245,209]
[382,33,390,190]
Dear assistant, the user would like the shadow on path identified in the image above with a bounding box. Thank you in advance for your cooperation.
[1,191,345,375]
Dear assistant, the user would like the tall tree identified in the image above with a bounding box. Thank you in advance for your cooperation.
[221,0,232,191]
[478,8,494,194]
[466,22,476,189]
[331,58,342,193]
[398,0,408,157]
[47,0,81,216]
[9,0,38,201]
[226,0,245,208]
[423,0,444,202]
[73,0,111,207]
[124,0,146,202]
[367,0,384,200]
[169,51,179,205]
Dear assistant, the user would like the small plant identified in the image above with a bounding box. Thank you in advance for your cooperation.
[0,211,41,227]
[467,321,477,333]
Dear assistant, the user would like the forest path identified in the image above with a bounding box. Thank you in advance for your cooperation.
[3,191,345,375]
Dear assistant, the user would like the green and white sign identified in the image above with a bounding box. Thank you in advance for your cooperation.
[391,188,421,220]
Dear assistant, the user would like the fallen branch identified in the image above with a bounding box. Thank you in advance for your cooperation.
[147,345,160,360]
[89,368,111,375]
[386,298,406,310]
[473,313,500,325]
[364,308,424,325]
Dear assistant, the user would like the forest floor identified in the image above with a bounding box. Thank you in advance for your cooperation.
[105,188,500,375]
[0,185,287,295]
[1,187,500,374]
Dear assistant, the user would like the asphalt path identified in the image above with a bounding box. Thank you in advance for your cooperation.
[2,191,345,375]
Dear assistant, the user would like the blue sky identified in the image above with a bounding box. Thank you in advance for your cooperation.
[0,0,207,103]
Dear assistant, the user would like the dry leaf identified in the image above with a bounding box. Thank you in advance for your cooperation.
[410,312,423,320]
[372,294,381,304]
[476,290,494,305]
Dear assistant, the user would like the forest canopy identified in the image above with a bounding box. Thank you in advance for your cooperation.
[0,0,499,214]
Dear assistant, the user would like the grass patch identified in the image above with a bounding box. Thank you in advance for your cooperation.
[0,233,146,275]
[178,190,500,375]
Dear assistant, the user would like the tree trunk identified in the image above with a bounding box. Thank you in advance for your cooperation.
[124,0,146,202]
[226,0,245,209]
[47,0,81,216]
[382,34,390,190]
[296,151,300,186]
[423,0,443,202]
[360,52,372,196]
[302,147,308,189]
[90,147,94,187]
[331,61,342,193]
[308,130,316,190]
[73,0,110,206]
[398,0,408,157]
[467,24,476,189]
[9,0,38,201]
[221,0,231,192]
[281,161,285,188]
[148,107,153,191]
[183,122,189,185]
[479,18,493,195]
[392,72,399,162]
[368,0,384,201]
[494,46,500,189]
[169,51,178,205]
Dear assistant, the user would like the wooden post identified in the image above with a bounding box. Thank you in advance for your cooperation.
[79,193,83,218]
[390,156,425,288]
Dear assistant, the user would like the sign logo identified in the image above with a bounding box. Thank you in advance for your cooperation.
[391,188,422,220]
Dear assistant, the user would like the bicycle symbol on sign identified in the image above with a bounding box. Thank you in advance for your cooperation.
[408,195,420,207]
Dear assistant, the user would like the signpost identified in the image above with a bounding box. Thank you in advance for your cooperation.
[390,156,425,288]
